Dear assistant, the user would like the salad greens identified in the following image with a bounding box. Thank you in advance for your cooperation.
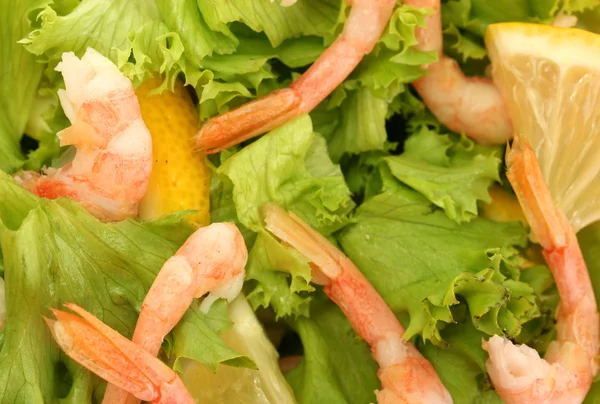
[2,0,600,403]
[0,172,250,403]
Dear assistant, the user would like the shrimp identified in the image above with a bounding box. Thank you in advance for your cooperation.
[194,0,512,154]
[46,222,248,404]
[194,0,396,153]
[45,303,194,404]
[482,137,599,403]
[14,48,152,221]
[404,0,512,145]
[263,204,453,403]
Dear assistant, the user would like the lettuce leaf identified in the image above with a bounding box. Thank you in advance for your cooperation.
[215,116,353,318]
[217,115,354,235]
[337,187,533,343]
[197,0,340,47]
[245,232,314,319]
[313,5,436,162]
[383,127,502,223]
[285,293,380,404]
[0,0,46,173]
[418,322,503,403]
[0,172,249,403]
[442,0,598,64]
[579,221,600,403]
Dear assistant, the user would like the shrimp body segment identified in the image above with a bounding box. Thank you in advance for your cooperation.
[102,222,248,404]
[194,0,396,153]
[45,303,194,404]
[483,138,599,404]
[263,204,453,403]
[15,48,152,221]
[404,0,512,145]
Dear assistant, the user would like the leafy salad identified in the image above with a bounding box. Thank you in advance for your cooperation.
[2,0,600,403]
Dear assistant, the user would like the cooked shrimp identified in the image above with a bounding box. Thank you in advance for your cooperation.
[101,222,248,404]
[0,277,5,331]
[194,0,396,153]
[482,137,599,403]
[45,303,194,404]
[404,0,512,145]
[14,48,152,221]
[263,204,452,403]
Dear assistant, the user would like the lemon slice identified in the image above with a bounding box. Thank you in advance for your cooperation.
[178,296,297,404]
[486,23,600,232]
[136,78,211,228]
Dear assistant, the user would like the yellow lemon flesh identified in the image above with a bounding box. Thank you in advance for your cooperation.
[135,79,296,403]
[486,23,600,233]
[136,78,210,227]
[481,185,526,224]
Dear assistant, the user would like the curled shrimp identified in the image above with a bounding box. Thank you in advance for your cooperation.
[404,0,512,145]
[194,0,396,153]
[46,222,248,404]
[263,204,453,403]
[14,48,152,221]
[482,137,599,403]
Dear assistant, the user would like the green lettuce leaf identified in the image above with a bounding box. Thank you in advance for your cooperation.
[245,232,314,319]
[217,115,354,235]
[337,187,531,343]
[0,172,249,403]
[285,293,380,404]
[197,0,340,47]
[418,322,503,403]
[216,116,353,318]
[383,126,502,223]
[21,0,340,121]
[441,0,598,63]
[579,221,600,402]
[312,5,437,162]
[0,0,46,173]
[422,251,540,346]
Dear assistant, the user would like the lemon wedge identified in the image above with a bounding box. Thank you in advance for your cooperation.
[136,78,211,227]
[486,23,600,233]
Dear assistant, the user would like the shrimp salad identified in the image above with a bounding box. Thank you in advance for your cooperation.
[2,1,600,403]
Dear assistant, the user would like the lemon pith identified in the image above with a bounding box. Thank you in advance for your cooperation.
[486,23,600,233]
[136,78,210,227]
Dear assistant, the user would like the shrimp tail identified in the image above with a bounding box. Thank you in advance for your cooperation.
[45,303,194,404]
[263,203,453,403]
[195,89,300,153]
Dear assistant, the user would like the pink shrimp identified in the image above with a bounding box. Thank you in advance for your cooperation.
[194,0,396,153]
[14,48,152,221]
[263,203,453,403]
[46,222,248,403]
[404,0,512,145]
[194,0,512,154]
[45,303,194,404]
[482,137,599,403]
